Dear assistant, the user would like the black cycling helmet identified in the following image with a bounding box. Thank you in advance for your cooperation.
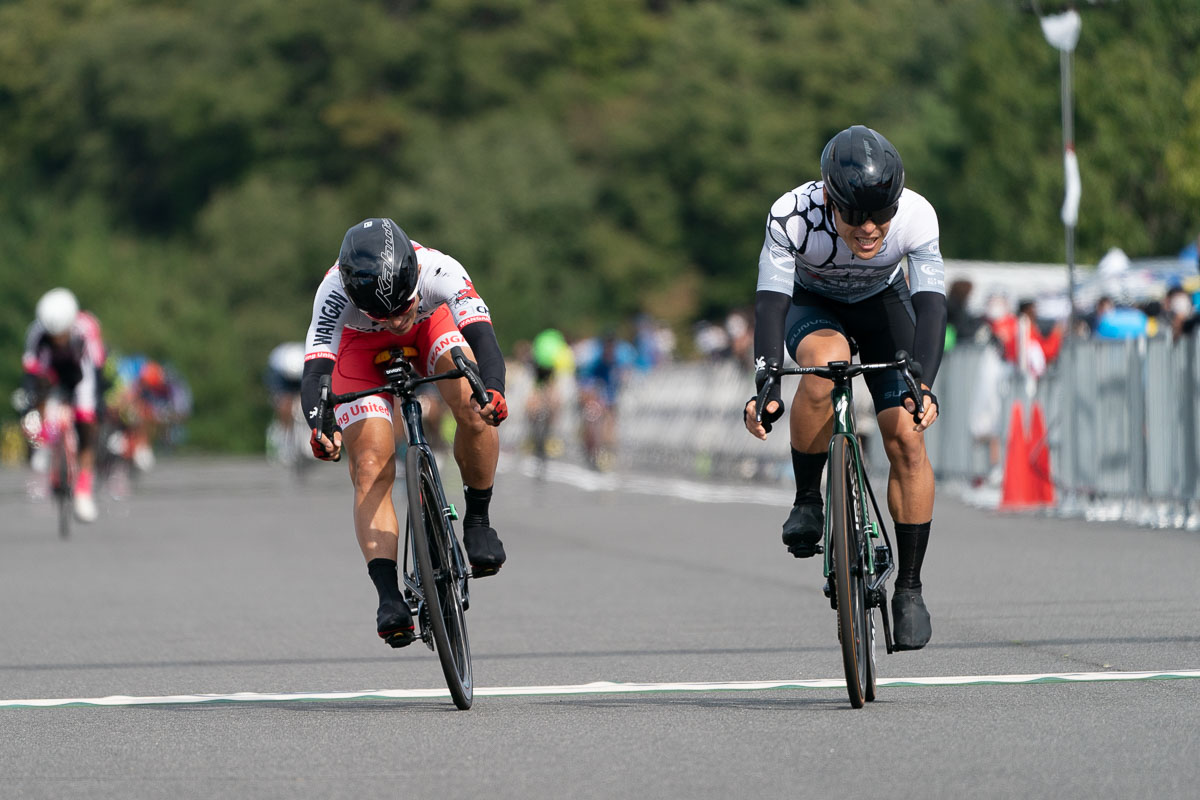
[337,218,419,319]
[820,125,905,226]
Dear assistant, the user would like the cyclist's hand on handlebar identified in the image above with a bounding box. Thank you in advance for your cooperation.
[903,385,939,432]
[743,397,784,441]
[473,389,508,426]
[746,356,785,438]
[310,428,342,461]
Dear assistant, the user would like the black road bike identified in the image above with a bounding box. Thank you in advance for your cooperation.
[316,345,488,710]
[755,351,926,708]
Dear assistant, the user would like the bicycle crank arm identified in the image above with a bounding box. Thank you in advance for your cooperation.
[878,589,895,655]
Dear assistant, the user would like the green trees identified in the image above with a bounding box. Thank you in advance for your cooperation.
[2,0,1197,449]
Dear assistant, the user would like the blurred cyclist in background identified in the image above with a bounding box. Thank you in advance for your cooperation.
[16,288,107,522]
[575,332,630,471]
[526,328,574,465]
[264,341,307,465]
[107,356,192,472]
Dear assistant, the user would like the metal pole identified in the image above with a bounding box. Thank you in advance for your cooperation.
[1061,48,1078,504]
[1061,48,1076,336]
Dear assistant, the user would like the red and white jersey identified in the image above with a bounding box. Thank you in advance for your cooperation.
[22,310,106,379]
[304,241,493,363]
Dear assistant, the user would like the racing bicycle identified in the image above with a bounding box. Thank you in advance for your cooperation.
[315,345,486,710]
[21,392,80,539]
[755,350,926,708]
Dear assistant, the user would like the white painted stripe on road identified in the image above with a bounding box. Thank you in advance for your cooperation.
[508,456,795,505]
[3,670,1199,708]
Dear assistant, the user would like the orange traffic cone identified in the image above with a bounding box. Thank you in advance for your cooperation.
[1027,401,1056,505]
[1000,402,1033,508]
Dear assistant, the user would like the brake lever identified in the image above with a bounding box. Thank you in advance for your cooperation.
[754,372,777,425]
[316,375,341,462]
[894,351,925,424]
[450,345,489,409]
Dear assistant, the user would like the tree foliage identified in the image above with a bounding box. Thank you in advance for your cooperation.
[2,0,1197,449]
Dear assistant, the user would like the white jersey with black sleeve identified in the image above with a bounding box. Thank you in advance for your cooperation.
[756,181,945,302]
[304,240,493,363]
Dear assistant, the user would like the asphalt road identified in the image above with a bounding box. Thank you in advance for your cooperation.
[0,454,1197,799]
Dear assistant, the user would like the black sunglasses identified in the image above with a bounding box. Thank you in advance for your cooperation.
[834,202,899,227]
[363,294,418,322]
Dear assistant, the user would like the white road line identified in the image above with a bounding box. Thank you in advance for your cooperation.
[3,670,1199,708]
[507,456,795,505]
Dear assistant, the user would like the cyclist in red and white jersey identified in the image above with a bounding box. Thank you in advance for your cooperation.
[743,126,946,651]
[19,288,108,522]
[301,218,507,648]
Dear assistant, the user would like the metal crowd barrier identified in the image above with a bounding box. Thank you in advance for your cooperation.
[502,335,1198,529]
[928,337,1199,528]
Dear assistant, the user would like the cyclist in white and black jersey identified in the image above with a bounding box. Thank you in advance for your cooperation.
[301,218,508,648]
[743,126,946,651]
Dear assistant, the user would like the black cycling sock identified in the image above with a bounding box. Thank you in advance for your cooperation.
[792,448,827,505]
[367,558,402,604]
[894,521,931,593]
[463,485,493,529]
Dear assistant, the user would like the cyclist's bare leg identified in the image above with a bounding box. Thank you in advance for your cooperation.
[77,421,97,480]
[342,416,401,562]
[434,347,505,573]
[788,329,851,453]
[433,349,499,489]
[877,405,935,648]
[344,414,413,645]
[876,407,934,523]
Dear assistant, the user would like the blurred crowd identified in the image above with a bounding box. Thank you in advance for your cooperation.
[946,261,1200,486]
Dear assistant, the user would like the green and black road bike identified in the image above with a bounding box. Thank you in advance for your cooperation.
[755,350,926,708]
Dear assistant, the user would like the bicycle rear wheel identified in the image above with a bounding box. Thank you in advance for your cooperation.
[829,436,876,708]
[406,445,473,710]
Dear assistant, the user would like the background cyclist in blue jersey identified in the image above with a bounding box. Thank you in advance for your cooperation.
[743,125,946,651]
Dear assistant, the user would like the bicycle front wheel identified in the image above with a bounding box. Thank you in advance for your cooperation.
[406,445,473,710]
[829,436,876,708]
[52,438,73,540]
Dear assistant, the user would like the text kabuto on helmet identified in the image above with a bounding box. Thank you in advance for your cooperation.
[820,125,905,226]
[337,218,420,319]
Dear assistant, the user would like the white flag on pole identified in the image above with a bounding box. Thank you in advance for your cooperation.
[1041,9,1081,53]
[1062,146,1081,228]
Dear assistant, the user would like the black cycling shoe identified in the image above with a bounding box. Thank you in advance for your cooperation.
[891,590,932,651]
[463,525,506,578]
[377,598,415,648]
[781,503,824,558]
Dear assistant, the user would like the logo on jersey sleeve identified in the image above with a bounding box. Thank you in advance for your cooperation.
[313,291,349,347]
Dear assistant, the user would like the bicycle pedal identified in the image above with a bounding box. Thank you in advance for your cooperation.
[381,628,416,649]
[470,564,501,579]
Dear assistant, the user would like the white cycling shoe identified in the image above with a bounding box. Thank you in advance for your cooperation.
[73,492,99,523]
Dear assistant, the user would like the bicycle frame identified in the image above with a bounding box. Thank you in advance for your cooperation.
[392,385,472,613]
[821,381,882,588]
[755,351,927,655]
[315,345,487,709]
